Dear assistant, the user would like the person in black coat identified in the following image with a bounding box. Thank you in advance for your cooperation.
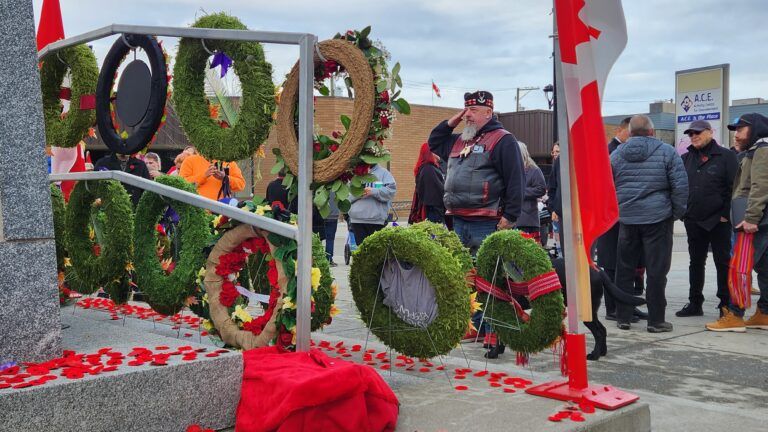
[409,142,445,224]
[676,120,738,317]
[94,152,150,206]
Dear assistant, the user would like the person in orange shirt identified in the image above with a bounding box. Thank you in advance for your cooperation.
[180,151,246,201]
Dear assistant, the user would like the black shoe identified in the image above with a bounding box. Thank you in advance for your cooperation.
[606,313,639,323]
[647,322,673,333]
[328,260,338,268]
[484,343,505,359]
[617,321,631,330]
[633,308,649,320]
[675,303,703,317]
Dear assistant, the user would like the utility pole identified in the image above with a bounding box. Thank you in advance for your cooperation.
[516,86,541,111]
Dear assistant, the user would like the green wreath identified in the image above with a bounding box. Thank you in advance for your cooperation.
[350,227,470,358]
[173,12,276,162]
[65,180,134,295]
[475,230,564,354]
[134,176,212,316]
[50,184,67,270]
[40,44,98,148]
[409,221,473,274]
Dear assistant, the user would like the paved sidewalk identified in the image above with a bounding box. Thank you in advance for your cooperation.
[321,222,768,432]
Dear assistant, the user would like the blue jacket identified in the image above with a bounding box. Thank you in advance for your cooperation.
[610,136,688,224]
[348,165,397,225]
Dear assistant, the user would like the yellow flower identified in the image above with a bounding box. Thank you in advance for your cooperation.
[282,296,295,310]
[64,257,72,267]
[331,282,338,299]
[469,292,483,314]
[467,319,477,333]
[330,304,341,317]
[311,267,321,290]
[255,205,271,216]
[88,226,95,241]
[125,262,135,272]
[202,319,214,331]
[255,146,266,159]
[232,304,253,323]
[212,215,223,227]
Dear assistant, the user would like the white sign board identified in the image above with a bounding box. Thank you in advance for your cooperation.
[675,65,729,154]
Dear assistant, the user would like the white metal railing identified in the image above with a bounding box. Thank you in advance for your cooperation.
[43,25,316,350]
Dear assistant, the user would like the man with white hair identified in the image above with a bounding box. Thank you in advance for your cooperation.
[428,90,525,254]
[610,114,688,333]
[428,90,525,359]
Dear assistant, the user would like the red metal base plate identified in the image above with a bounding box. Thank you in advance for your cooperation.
[526,380,639,410]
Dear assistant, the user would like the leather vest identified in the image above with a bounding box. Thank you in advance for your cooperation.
[444,129,509,218]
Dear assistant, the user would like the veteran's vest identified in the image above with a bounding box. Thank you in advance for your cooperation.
[444,129,509,218]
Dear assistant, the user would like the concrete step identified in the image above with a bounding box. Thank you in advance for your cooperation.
[0,312,241,432]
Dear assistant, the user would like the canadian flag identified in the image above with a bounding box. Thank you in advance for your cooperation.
[37,0,87,201]
[555,0,626,261]
[431,81,441,98]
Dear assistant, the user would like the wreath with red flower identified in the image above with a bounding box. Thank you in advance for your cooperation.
[189,200,337,350]
[274,26,410,218]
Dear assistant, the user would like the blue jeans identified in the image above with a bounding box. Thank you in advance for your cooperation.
[324,218,338,262]
[453,217,498,335]
[452,217,498,256]
[730,229,768,316]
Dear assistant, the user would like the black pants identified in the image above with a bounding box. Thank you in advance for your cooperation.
[684,221,731,309]
[616,219,673,325]
[350,223,386,247]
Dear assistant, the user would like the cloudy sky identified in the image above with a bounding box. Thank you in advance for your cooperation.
[33,0,768,115]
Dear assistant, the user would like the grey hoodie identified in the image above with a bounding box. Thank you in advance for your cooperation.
[348,165,397,225]
[610,136,688,225]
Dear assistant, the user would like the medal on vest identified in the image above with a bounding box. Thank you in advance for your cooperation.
[459,145,472,158]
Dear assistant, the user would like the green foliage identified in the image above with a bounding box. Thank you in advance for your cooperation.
[65,180,134,297]
[409,221,473,274]
[50,184,67,269]
[133,175,212,315]
[173,13,276,161]
[475,230,564,354]
[40,44,98,148]
[349,227,470,358]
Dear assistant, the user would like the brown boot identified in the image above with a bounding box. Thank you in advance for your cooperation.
[706,308,746,333]
[744,309,768,330]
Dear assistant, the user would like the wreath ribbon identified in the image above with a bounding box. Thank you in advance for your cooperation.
[469,270,529,323]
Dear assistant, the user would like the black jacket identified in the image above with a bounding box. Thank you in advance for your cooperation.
[548,156,562,217]
[428,119,524,221]
[416,164,445,209]
[682,139,738,230]
[94,153,150,206]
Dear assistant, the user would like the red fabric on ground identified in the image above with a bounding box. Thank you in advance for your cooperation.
[236,347,399,432]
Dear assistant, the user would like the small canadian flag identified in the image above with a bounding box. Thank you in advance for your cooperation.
[431,81,441,98]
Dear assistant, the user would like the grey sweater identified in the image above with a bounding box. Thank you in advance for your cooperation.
[348,165,397,225]
[610,136,688,225]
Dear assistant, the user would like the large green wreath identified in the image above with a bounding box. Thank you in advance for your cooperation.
[65,180,134,295]
[40,44,98,148]
[134,175,212,316]
[173,12,276,162]
[50,184,67,270]
[409,221,473,274]
[475,230,564,354]
[350,227,470,358]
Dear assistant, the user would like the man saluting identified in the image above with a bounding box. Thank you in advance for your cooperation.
[428,90,525,254]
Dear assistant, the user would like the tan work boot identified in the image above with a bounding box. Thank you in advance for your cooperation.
[705,308,746,332]
[744,309,768,330]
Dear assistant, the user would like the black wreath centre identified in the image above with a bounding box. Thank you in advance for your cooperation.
[96,34,168,155]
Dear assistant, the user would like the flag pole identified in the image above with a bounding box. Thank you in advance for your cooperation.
[526,2,638,409]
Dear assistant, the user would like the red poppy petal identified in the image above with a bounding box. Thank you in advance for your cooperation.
[503,388,516,393]
[455,385,468,391]
[419,367,430,373]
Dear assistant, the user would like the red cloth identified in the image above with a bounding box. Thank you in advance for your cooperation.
[36,0,65,51]
[237,347,399,432]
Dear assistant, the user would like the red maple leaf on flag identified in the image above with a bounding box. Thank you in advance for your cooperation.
[556,0,602,64]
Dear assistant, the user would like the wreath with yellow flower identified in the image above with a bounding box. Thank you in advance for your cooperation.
[189,198,337,350]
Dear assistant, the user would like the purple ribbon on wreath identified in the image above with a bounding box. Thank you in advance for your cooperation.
[210,51,233,78]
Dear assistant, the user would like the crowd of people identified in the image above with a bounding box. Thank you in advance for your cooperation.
[82,89,768,346]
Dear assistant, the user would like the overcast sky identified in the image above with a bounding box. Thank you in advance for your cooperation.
[33,0,768,115]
